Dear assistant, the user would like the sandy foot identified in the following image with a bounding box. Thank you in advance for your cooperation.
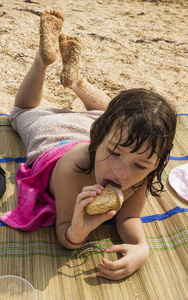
[39,10,64,65]
[59,34,82,87]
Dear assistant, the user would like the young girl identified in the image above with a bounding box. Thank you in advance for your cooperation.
[1,10,177,280]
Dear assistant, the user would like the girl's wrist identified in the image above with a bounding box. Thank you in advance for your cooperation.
[64,224,89,246]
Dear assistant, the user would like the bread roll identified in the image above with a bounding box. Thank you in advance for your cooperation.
[85,185,123,215]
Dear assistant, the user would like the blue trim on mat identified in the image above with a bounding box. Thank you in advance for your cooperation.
[169,156,188,161]
[0,157,27,163]
[0,221,6,226]
[0,113,9,116]
[141,206,188,223]
[104,206,188,225]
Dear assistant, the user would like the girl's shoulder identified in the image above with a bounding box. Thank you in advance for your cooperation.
[60,141,90,168]
[49,142,91,196]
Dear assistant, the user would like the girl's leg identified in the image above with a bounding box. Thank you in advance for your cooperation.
[15,10,64,108]
[59,34,111,111]
[14,53,47,108]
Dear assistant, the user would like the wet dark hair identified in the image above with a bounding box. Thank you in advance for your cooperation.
[79,88,177,196]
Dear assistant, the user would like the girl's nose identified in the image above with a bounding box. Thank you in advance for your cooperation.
[114,166,127,179]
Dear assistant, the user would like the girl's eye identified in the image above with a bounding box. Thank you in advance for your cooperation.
[107,148,120,157]
[135,163,146,170]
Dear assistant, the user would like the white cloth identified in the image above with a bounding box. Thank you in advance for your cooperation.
[9,106,103,165]
[169,163,188,201]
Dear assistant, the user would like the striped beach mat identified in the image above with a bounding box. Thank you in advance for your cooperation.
[0,114,188,300]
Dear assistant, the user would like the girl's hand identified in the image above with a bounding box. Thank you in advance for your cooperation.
[98,243,149,280]
[67,185,117,244]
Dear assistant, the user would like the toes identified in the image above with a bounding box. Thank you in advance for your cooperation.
[43,10,64,22]
[55,11,65,21]
[59,33,67,44]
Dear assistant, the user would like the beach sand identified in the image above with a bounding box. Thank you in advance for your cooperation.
[0,0,187,113]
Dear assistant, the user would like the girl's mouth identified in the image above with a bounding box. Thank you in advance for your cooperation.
[100,179,121,189]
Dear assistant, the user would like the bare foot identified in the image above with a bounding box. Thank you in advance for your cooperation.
[39,10,64,65]
[59,34,82,87]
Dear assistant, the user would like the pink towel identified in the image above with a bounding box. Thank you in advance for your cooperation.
[1,141,87,231]
[169,162,188,201]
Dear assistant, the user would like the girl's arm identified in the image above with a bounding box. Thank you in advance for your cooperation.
[116,183,148,245]
[55,183,116,249]
[98,183,150,280]
[53,150,116,249]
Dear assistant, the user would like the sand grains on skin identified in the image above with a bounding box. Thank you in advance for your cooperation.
[59,34,82,87]
[39,10,64,65]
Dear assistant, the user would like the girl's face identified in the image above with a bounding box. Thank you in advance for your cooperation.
[94,127,159,191]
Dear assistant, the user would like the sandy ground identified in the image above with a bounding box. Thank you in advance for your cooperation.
[0,0,187,114]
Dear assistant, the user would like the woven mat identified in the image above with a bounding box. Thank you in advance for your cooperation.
[0,114,188,300]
